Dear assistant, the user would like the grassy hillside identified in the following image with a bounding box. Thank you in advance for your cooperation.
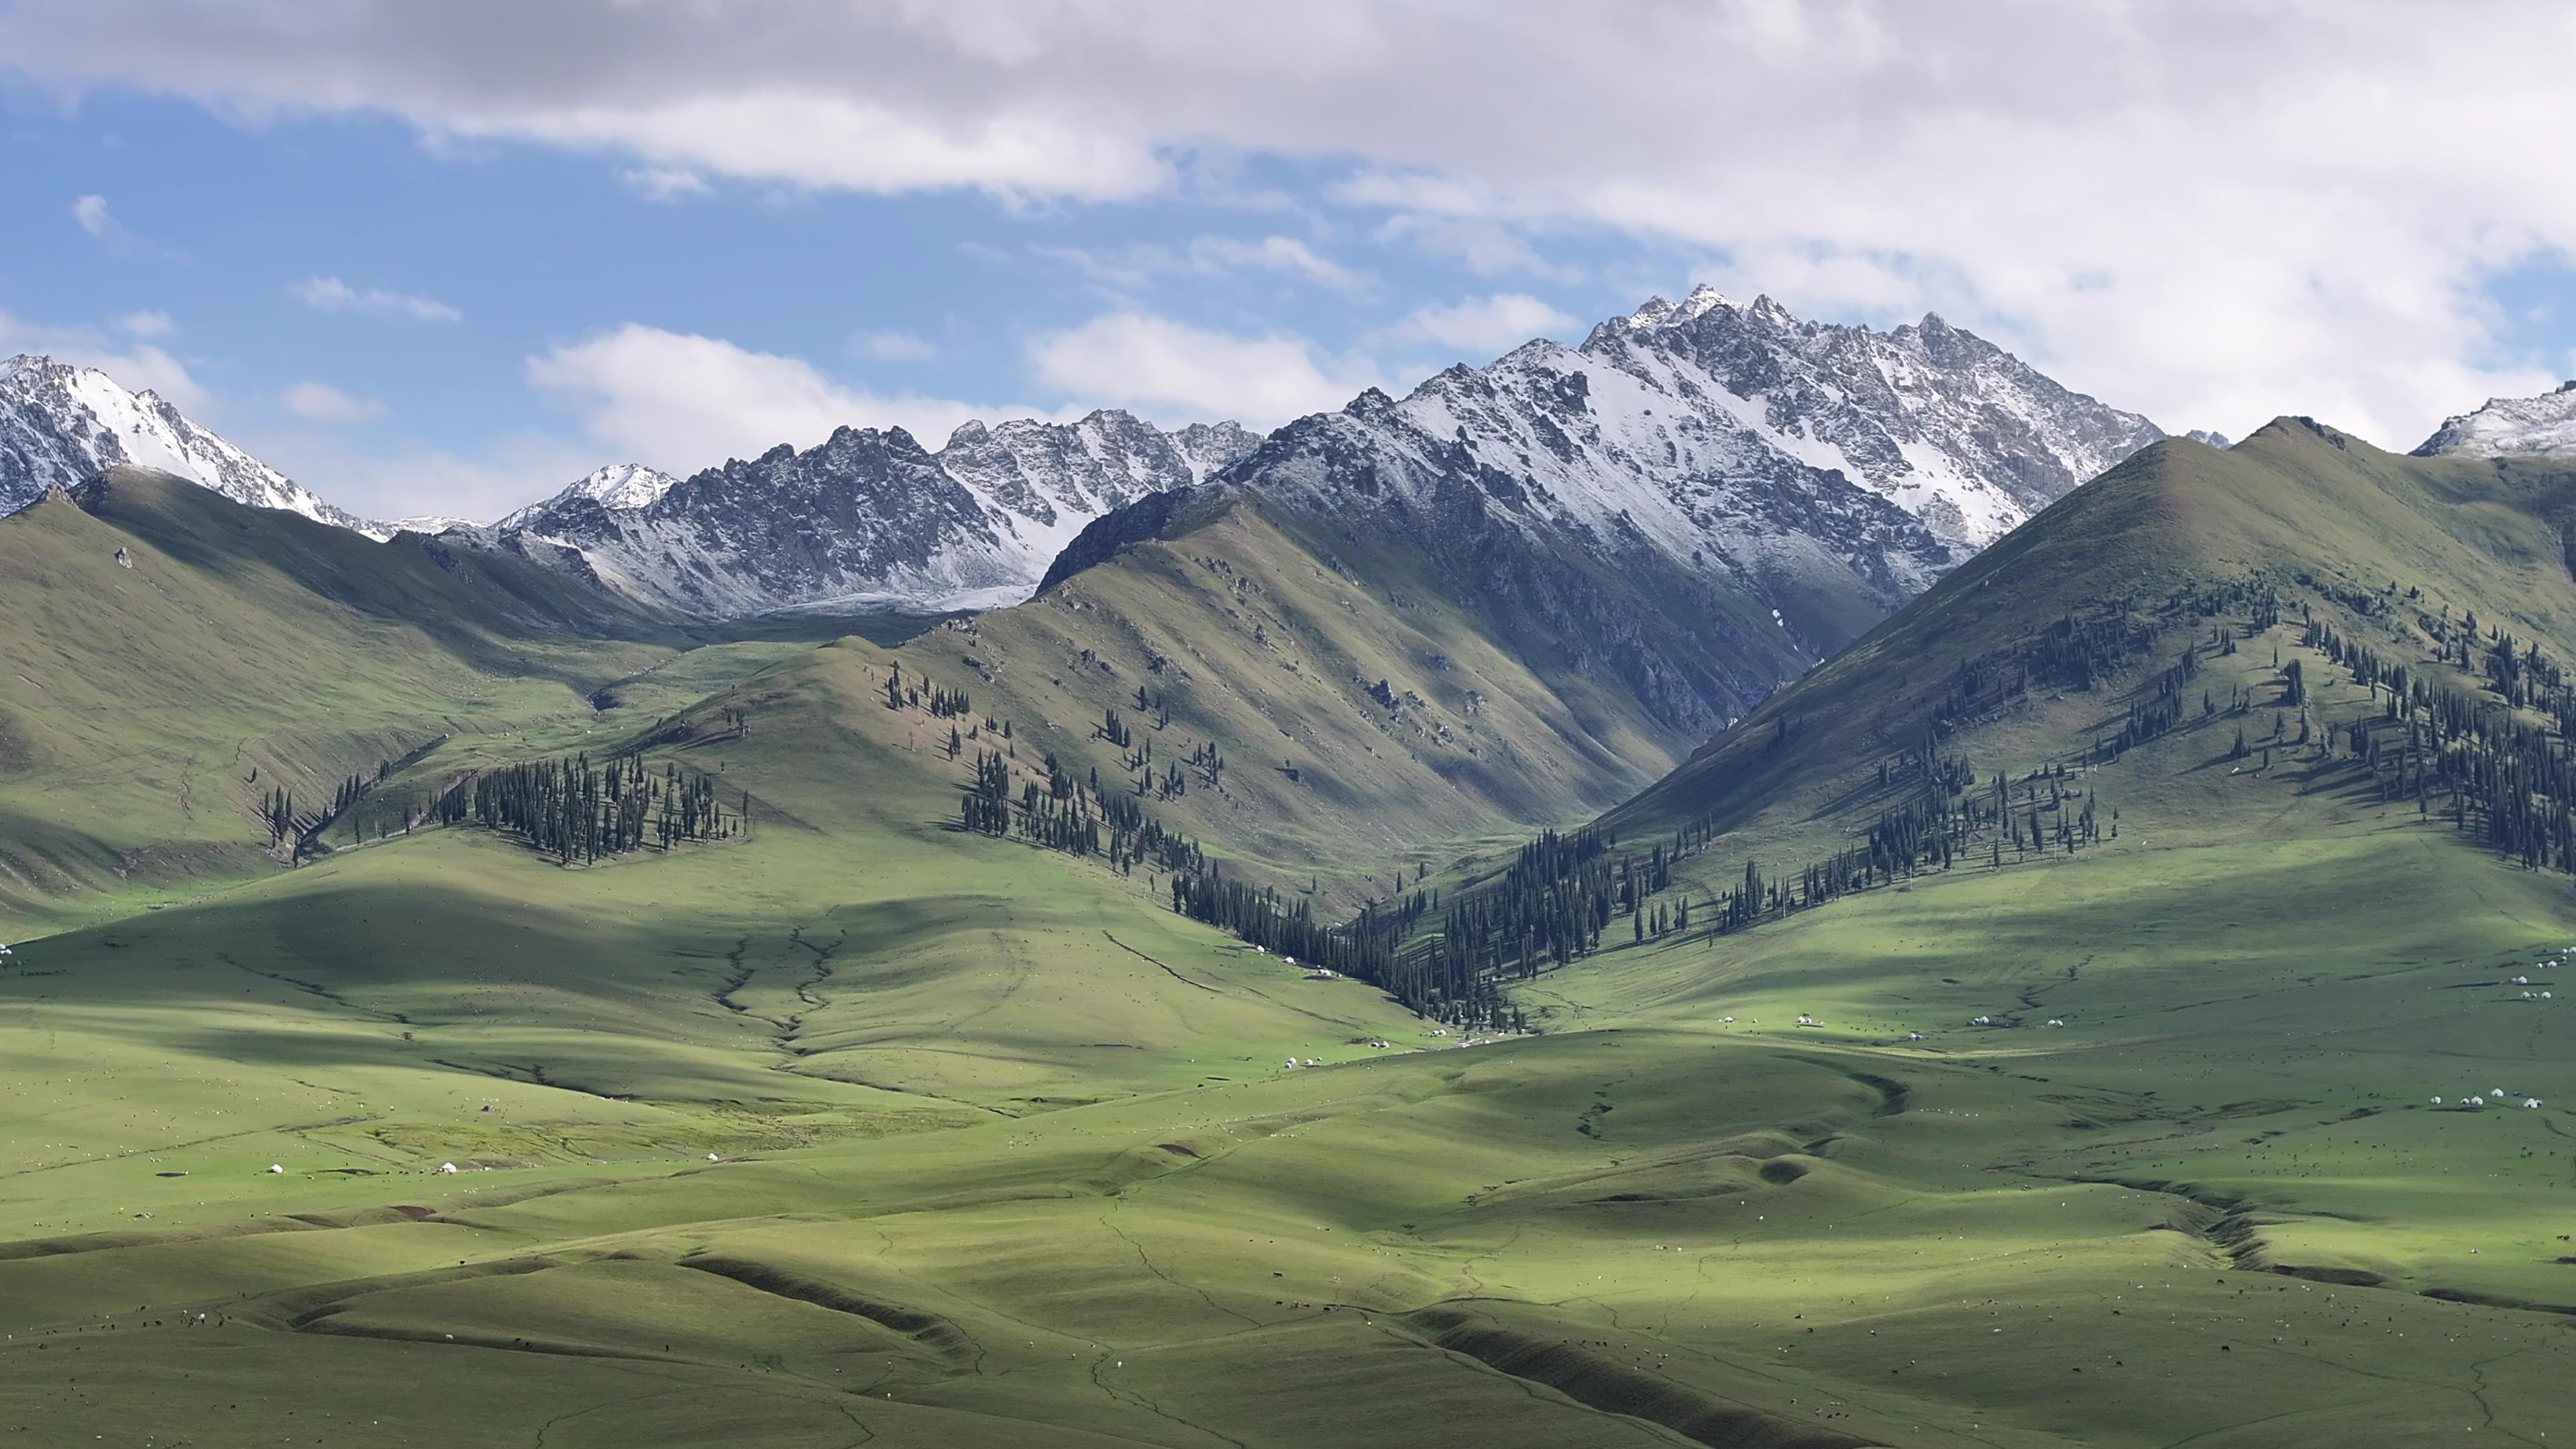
[1609,419,2576,851]
[861,487,1811,903]
[0,469,700,924]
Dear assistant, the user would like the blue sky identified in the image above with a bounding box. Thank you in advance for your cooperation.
[5,2,2574,521]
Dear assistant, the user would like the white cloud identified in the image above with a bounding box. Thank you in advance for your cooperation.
[1036,234,1368,296]
[14,1,2576,439]
[114,309,174,337]
[620,166,708,201]
[1188,236,1366,293]
[529,324,1036,472]
[1026,313,1379,427]
[854,329,936,361]
[1366,211,1582,283]
[241,429,602,527]
[279,380,385,423]
[69,193,115,238]
[290,275,462,323]
[0,309,209,411]
[1374,293,1574,356]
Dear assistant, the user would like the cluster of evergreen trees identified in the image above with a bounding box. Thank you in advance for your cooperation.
[2310,616,2576,871]
[959,748,1205,877]
[455,754,739,864]
[884,661,973,719]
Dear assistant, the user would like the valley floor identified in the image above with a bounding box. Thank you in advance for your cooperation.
[1,813,2573,1448]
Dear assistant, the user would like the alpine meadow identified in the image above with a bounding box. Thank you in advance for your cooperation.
[9,9,2576,1446]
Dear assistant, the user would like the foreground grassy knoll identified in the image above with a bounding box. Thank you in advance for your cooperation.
[3,817,2570,1446]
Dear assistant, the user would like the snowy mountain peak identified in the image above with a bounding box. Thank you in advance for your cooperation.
[1680,284,1737,320]
[0,354,380,536]
[1623,286,1737,331]
[492,462,681,531]
[2414,382,2576,458]
[1556,288,2166,549]
[474,407,1265,617]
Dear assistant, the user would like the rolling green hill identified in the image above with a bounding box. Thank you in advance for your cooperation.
[1610,418,2576,851]
[0,468,691,924]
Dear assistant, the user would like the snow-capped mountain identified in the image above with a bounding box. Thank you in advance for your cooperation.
[2413,381,2576,457]
[468,288,2149,625]
[1555,286,2162,547]
[498,463,680,529]
[0,354,378,535]
[1046,288,2165,733]
[471,411,1260,616]
[1212,286,2159,610]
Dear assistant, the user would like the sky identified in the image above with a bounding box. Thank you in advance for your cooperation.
[5,1,2576,524]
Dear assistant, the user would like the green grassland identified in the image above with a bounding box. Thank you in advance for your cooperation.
[2,439,2576,1444]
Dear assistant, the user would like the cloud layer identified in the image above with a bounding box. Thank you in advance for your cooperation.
[291,276,462,323]
[9,1,2576,443]
[528,324,1038,472]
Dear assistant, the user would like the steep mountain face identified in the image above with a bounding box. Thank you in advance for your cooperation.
[1030,288,2163,741]
[0,354,377,535]
[1566,286,2165,547]
[474,411,1260,616]
[2414,380,2576,457]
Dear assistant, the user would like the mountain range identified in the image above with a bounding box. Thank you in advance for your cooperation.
[3,290,2170,625]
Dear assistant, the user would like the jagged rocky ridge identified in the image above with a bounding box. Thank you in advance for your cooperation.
[2414,380,2576,458]
[469,413,1261,616]
[0,354,378,535]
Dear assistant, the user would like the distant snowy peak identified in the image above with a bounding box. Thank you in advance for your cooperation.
[2413,381,2576,458]
[496,462,681,530]
[1580,290,2163,547]
[478,409,1261,617]
[566,462,681,512]
[0,354,379,535]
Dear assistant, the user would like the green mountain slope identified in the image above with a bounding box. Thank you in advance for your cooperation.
[862,484,1786,898]
[0,468,685,922]
[1610,419,2576,853]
